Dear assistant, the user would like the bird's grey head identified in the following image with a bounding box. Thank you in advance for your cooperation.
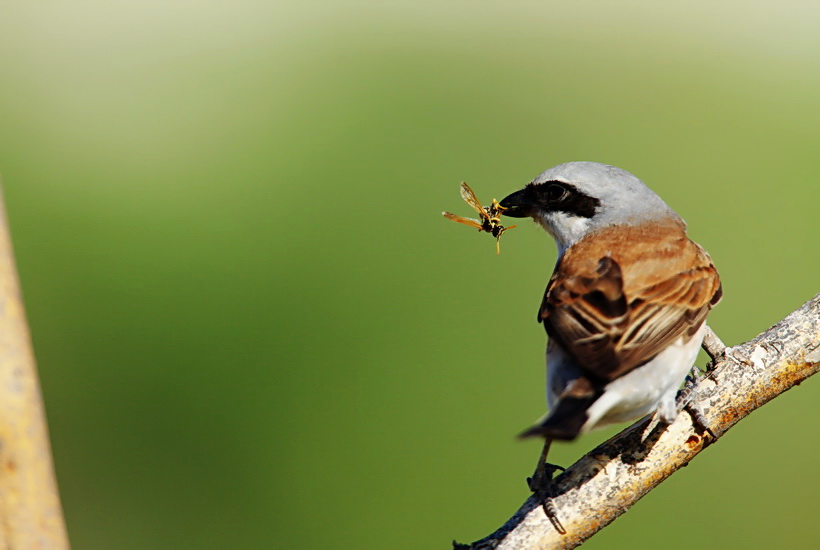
[499,161,682,255]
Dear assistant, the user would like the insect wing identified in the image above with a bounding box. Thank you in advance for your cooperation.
[442,211,484,230]
[459,182,490,220]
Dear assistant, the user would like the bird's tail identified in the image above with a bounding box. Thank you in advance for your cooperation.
[519,390,600,441]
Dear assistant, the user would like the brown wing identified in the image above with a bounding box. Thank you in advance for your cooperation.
[539,221,722,381]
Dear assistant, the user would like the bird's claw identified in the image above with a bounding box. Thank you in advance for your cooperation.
[527,463,566,535]
[676,369,717,443]
[701,325,727,367]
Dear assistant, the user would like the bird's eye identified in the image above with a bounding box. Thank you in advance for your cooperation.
[546,183,569,202]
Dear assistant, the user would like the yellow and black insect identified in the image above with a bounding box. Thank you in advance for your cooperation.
[442,182,516,254]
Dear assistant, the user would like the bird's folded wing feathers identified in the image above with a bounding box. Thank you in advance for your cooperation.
[539,224,722,381]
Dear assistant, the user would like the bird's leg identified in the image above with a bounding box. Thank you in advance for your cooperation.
[672,325,725,441]
[676,367,716,441]
[701,325,726,370]
[526,438,566,535]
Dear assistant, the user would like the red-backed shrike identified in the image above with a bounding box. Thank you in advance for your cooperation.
[499,162,722,530]
[501,161,722,439]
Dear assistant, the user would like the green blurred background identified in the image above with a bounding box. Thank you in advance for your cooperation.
[0,2,817,549]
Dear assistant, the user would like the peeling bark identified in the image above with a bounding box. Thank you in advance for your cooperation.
[455,294,819,550]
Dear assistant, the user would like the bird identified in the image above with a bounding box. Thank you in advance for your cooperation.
[499,161,722,529]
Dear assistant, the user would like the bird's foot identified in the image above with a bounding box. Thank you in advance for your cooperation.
[527,462,566,535]
[701,325,727,370]
[676,367,716,442]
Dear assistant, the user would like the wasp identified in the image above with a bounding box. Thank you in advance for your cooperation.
[442,181,516,254]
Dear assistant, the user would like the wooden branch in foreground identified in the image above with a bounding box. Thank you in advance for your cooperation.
[0,186,71,549]
[456,294,819,550]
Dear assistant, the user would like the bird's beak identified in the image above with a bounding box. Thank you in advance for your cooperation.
[499,188,536,218]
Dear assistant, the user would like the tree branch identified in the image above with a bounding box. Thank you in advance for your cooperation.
[0,185,71,549]
[456,294,819,550]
